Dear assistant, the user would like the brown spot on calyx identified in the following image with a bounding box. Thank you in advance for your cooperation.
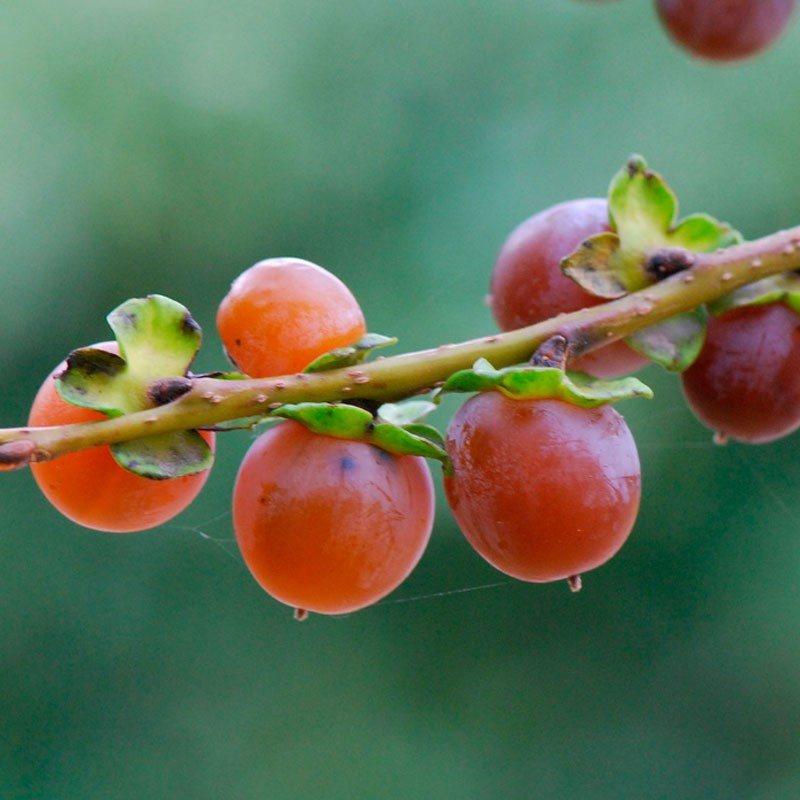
[646,249,695,281]
[149,377,192,405]
[531,335,568,369]
[181,311,201,337]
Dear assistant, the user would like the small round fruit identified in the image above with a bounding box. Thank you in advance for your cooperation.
[216,257,367,378]
[656,0,796,61]
[681,302,800,443]
[489,199,649,378]
[444,392,641,582]
[29,343,215,532]
[233,421,435,615]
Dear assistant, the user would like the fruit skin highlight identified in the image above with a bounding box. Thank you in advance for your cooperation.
[444,391,641,582]
[681,302,800,444]
[28,343,214,533]
[216,257,367,378]
[233,421,435,615]
[489,198,649,378]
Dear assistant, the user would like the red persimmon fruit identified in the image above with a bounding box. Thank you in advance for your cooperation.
[681,302,800,443]
[444,391,641,582]
[217,257,367,378]
[233,421,435,615]
[28,343,215,532]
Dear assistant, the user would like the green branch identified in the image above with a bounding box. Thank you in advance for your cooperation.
[2,224,799,470]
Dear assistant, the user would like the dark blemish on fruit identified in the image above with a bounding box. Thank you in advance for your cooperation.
[339,456,356,471]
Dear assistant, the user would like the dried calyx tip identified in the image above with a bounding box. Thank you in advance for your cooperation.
[149,377,192,405]
[0,440,37,470]
[646,249,695,281]
[531,335,569,369]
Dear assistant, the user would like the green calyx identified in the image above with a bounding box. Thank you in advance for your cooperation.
[561,155,742,373]
[303,333,397,372]
[271,401,448,463]
[439,358,652,407]
[561,155,741,299]
[56,295,213,479]
[626,306,707,372]
[708,272,800,316]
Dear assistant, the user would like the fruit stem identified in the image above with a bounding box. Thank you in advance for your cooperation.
[3,225,800,469]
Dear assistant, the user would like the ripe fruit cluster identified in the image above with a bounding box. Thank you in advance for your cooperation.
[25,249,646,615]
[489,195,800,445]
[583,0,796,61]
[21,157,800,618]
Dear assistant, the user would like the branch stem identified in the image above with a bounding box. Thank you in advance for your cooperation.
[2,225,800,469]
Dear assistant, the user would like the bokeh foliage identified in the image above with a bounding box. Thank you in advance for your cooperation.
[2,1,800,797]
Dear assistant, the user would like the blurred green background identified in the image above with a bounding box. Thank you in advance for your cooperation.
[2,1,800,797]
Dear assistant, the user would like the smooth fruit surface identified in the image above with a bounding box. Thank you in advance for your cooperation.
[681,302,800,443]
[656,0,795,61]
[217,257,367,378]
[489,198,649,378]
[444,392,641,582]
[29,343,215,532]
[233,421,435,615]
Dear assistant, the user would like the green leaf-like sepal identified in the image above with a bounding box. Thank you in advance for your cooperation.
[608,155,677,249]
[377,401,437,426]
[58,295,203,415]
[193,370,249,381]
[560,232,628,299]
[440,358,652,407]
[108,295,202,381]
[273,403,373,439]
[626,308,707,372]
[668,213,742,252]
[303,333,397,373]
[271,403,448,463]
[56,348,130,416]
[56,295,213,480]
[111,430,213,479]
[708,273,800,317]
[561,155,741,298]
